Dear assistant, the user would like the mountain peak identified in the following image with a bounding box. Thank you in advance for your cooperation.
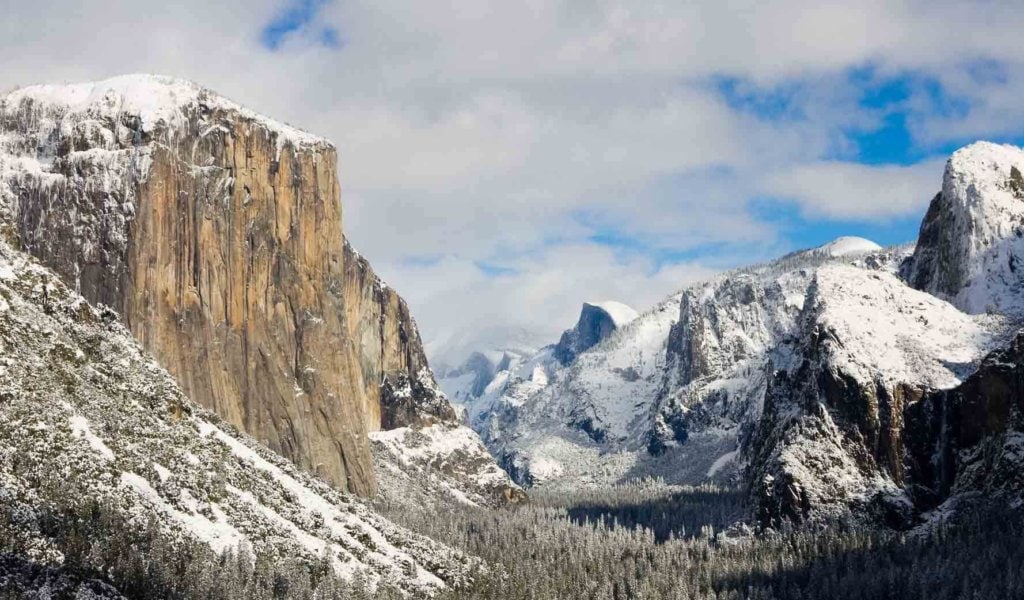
[907,141,1024,314]
[948,140,1024,172]
[814,236,882,257]
[582,300,639,327]
[553,301,638,365]
[3,74,329,149]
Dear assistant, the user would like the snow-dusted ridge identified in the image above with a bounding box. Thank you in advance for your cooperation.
[0,238,470,593]
[457,149,1024,526]
[454,239,907,489]
[3,74,329,151]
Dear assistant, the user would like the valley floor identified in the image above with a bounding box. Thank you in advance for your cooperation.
[1,480,1021,599]
[379,483,1024,600]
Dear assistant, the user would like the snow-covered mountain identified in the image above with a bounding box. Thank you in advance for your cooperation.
[748,264,1006,527]
[461,142,1024,527]
[905,141,1024,315]
[466,242,898,489]
[0,237,469,594]
[0,74,520,510]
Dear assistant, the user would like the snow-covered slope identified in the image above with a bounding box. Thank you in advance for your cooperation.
[465,141,1024,528]
[0,239,469,593]
[748,266,1006,526]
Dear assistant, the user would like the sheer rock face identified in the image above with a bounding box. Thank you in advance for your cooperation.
[904,332,1024,513]
[746,266,1004,528]
[905,142,1024,315]
[553,302,636,365]
[342,242,458,432]
[0,75,454,496]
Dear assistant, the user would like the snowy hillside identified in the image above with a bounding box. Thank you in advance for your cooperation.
[465,238,899,489]
[458,141,1024,527]
[0,238,470,594]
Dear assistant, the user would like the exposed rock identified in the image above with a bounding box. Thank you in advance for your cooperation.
[553,301,637,365]
[342,240,457,432]
[905,141,1024,315]
[0,75,469,499]
[0,75,377,495]
[904,331,1024,514]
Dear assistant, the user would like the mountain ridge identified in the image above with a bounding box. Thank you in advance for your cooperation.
[0,74,519,505]
[449,143,1024,527]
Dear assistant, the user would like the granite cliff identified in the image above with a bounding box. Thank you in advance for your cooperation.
[0,75,468,497]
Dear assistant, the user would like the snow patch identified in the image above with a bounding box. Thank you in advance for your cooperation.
[68,415,115,461]
[120,472,244,555]
[815,236,882,257]
[585,301,639,327]
[706,450,738,478]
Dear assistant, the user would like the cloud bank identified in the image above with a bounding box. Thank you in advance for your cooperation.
[4,0,1024,364]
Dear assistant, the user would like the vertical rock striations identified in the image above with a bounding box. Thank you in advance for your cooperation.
[342,240,457,431]
[0,75,463,497]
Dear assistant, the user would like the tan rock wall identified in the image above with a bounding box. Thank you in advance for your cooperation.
[343,241,457,432]
[3,90,465,498]
[5,102,378,495]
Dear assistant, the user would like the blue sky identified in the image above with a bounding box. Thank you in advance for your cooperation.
[7,0,1024,360]
[261,0,341,50]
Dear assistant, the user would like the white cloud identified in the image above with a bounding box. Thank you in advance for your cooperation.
[373,242,718,367]
[3,0,1023,363]
[760,159,946,220]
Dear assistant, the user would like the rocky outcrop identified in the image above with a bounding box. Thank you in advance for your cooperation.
[905,142,1024,315]
[904,332,1024,514]
[0,75,463,497]
[342,241,457,431]
[746,266,1004,528]
[553,301,637,365]
[371,423,526,508]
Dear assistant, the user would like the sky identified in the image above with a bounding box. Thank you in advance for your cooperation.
[4,0,1024,365]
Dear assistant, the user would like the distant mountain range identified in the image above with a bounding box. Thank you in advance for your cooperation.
[440,141,1024,529]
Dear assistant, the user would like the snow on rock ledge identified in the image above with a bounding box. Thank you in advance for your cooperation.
[2,74,329,152]
[371,423,525,508]
[906,141,1024,315]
